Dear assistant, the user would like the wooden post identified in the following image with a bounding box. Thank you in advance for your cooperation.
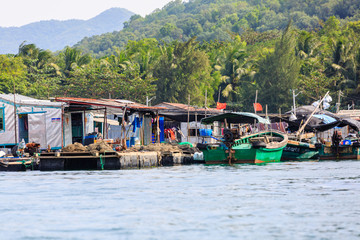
[157,111,160,143]
[195,108,198,143]
[13,85,17,144]
[254,90,258,130]
[104,107,107,139]
[61,105,64,148]
[139,113,144,146]
[292,90,296,116]
[217,87,221,103]
[336,90,342,113]
[83,109,86,142]
[205,89,207,118]
[265,104,268,131]
[187,94,190,142]
[121,108,127,150]
[279,108,282,132]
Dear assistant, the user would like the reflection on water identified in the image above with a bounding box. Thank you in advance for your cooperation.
[0,161,360,239]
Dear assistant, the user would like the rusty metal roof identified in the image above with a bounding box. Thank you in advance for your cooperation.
[55,97,165,112]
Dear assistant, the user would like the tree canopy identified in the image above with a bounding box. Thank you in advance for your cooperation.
[1,0,360,112]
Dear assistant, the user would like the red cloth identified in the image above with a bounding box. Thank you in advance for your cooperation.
[253,103,263,112]
[164,129,176,140]
[216,102,227,110]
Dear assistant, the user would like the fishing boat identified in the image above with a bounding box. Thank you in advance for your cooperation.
[198,112,288,164]
[278,92,335,161]
[0,157,36,171]
[278,110,360,161]
[317,131,360,160]
[281,137,320,161]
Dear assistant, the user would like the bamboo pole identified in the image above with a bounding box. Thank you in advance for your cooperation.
[121,108,127,150]
[157,111,160,143]
[296,91,330,138]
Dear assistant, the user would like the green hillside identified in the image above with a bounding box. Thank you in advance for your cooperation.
[75,0,360,56]
[1,0,360,112]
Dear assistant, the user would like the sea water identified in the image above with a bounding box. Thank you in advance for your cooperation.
[0,161,360,240]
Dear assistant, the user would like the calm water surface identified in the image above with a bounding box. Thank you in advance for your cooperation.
[1,161,360,240]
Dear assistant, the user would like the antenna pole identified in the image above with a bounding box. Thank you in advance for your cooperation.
[254,90,258,114]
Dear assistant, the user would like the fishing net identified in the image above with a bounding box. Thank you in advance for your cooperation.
[62,142,88,152]
[124,143,198,154]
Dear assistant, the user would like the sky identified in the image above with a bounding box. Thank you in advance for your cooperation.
[0,0,175,27]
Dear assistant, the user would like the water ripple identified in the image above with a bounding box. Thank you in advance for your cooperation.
[0,161,360,239]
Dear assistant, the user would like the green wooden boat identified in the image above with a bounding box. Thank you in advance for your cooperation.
[318,144,360,160]
[318,135,360,160]
[281,139,319,161]
[199,112,288,164]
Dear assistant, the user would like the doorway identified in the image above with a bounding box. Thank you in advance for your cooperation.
[18,114,29,143]
[71,113,83,143]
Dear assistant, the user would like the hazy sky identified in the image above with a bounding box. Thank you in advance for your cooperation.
[0,0,174,27]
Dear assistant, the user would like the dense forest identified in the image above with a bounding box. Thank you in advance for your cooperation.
[75,0,360,56]
[1,0,360,113]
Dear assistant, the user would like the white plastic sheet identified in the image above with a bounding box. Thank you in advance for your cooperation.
[28,113,46,148]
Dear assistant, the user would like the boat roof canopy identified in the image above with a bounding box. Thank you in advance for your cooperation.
[201,112,270,125]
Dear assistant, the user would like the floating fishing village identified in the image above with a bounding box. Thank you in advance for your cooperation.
[3,1,360,239]
[1,90,359,171]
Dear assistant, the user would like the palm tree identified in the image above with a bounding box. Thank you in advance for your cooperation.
[59,46,91,77]
[216,37,255,103]
[325,36,359,90]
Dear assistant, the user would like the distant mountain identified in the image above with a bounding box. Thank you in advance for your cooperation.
[0,8,134,54]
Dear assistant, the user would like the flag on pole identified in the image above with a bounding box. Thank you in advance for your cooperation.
[253,103,263,112]
[216,102,227,110]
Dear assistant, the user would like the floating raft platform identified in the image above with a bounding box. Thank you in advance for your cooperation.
[0,157,39,171]
[38,151,195,171]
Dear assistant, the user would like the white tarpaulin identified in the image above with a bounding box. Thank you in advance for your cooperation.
[0,104,16,144]
[46,109,62,149]
[0,94,64,149]
[28,113,47,148]
[63,112,72,147]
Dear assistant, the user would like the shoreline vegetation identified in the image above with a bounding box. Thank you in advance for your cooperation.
[1,0,360,113]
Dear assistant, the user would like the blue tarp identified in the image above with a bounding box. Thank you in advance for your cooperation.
[313,114,337,124]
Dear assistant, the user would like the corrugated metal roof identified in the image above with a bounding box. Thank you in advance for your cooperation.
[55,97,165,112]
[337,109,360,119]
[0,94,64,107]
